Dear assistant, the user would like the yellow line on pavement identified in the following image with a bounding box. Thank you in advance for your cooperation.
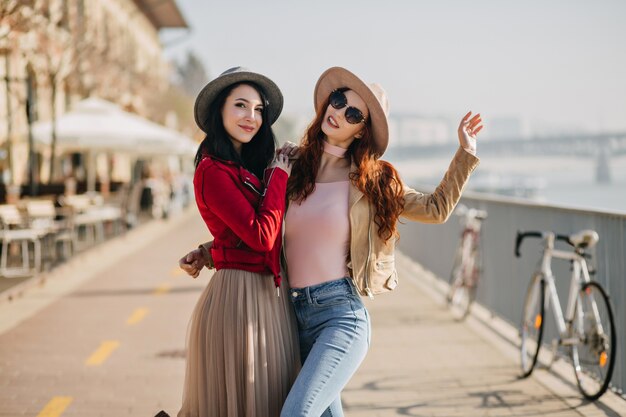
[85,340,120,366]
[153,283,171,295]
[36,396,73,417]
[126,308,149,325]
[171,267,184,276]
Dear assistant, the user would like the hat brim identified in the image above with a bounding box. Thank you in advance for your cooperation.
[314,67,388,155]
[194,71,283,133]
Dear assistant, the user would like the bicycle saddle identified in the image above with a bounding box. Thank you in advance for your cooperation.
[569,230,599,249]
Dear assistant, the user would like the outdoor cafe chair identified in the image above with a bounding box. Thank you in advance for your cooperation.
[59,193,123,250]
[0,204,44,278]
[58,194,102,251]
[21,199,74,261]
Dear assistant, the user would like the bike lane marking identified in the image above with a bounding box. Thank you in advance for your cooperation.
[85,340,120,366]
[171,267,185,277]
[153,283,171,295]
[36,396,73,417]
[126,307,149,325]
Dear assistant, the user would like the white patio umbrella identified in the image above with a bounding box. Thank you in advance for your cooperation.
[32,97,197,190]
[32,97,197,156]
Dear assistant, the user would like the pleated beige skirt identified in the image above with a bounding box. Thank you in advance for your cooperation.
[177,269,300,417]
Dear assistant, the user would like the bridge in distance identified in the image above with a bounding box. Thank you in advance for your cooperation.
[385,131,626,183]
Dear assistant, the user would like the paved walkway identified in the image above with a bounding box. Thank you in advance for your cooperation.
[0,209,624,417]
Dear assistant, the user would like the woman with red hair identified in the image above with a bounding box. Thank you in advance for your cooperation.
[181,67,482,416]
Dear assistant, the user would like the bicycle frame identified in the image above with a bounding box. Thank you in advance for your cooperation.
[518,228,615,399]
[535,233,602,344]
[447,206,487,320]
[455,208,485,286]
[459,228,479,284]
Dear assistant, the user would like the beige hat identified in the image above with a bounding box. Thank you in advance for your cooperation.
[314,67,389,155]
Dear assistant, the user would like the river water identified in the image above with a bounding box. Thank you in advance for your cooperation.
[389,153,626,214]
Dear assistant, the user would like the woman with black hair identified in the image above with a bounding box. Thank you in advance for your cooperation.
[174,67,299,417]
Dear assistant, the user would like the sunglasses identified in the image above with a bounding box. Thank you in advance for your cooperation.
[329,90,367,125]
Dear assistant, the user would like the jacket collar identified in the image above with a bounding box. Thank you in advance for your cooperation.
[201,154,237,165]
[284,161,364,209]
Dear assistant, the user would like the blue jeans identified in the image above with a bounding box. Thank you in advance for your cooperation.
[281,278,370,417]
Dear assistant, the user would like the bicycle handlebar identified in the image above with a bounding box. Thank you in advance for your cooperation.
[555,234,573,245]
[515,231,542,257]
[473,211,488,221]
[514,230,573,257]
[455,205,488,221]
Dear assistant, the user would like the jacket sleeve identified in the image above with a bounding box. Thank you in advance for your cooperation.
[199,165,288,252]
[401,147,479,223]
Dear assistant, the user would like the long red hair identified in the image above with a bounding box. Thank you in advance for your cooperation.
[287,94,405,242]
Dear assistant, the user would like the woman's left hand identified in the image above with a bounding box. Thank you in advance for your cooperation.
[457,111,483,155]
[277,141,300,160]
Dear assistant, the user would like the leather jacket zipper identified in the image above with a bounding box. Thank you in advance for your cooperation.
[244,167,277,198]
[243,178,266,196]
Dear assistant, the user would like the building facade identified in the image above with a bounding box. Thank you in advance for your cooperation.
[0,0,187,188]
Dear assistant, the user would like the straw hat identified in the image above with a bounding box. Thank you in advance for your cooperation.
[194,66,283,133]
[314,67,389,155]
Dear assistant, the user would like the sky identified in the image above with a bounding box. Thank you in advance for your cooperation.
[160,0,626,137]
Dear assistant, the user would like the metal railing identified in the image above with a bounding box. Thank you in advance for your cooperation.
[397,191,626,398]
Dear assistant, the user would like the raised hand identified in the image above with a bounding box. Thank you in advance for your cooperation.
[458,111,483,155]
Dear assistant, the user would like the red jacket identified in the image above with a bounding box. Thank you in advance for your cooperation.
[193,156,287,287]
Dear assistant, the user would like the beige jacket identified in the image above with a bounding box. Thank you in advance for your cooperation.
[348,147,480,297]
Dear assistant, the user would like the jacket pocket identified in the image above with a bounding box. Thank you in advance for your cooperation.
[313,292,352,307]
[370,257,398,293]
[384,269,398,290]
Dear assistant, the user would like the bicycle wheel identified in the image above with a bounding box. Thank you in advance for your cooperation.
[447,247,476,320]
[447,244,464,297]
[448,277,475,321]
[570,281,616,400]
[520,273,545,377]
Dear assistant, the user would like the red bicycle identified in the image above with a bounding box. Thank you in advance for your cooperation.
[446,204,487,320]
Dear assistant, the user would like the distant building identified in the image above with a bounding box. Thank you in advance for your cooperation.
[388,114,452,147]
[388,114,529,145]
[485,116,525,140]
[0,0,187,187]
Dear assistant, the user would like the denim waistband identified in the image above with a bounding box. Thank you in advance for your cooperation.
[289,277,357,302]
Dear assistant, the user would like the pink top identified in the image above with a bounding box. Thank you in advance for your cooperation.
[285,181,350,288]
[284,141,351,288]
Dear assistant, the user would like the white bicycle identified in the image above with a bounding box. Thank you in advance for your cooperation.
[516,229,616,400]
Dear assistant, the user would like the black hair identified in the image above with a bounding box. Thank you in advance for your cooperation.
[194,82,276,179]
